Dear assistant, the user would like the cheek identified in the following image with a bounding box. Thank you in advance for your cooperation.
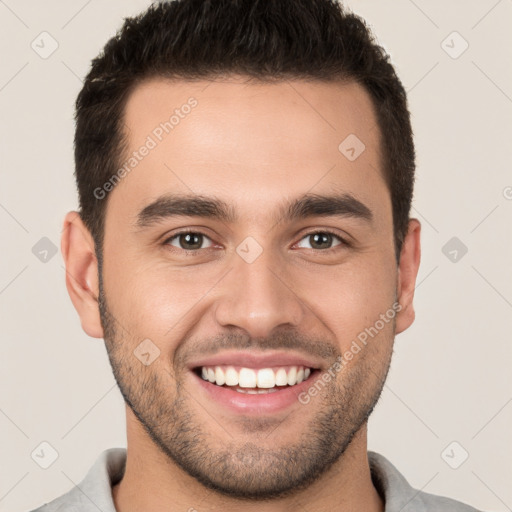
[104,257,226,341]
[291,252,397,346]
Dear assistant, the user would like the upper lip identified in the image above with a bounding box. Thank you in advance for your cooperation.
[188,351,323,370]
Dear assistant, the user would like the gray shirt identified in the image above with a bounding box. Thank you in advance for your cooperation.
[30,448,482,511]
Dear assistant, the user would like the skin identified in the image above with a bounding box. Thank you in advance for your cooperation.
[61,76,421,512]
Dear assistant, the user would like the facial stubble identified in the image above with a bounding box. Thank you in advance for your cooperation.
[98,273,394,500]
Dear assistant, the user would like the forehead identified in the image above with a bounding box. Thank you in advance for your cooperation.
[108,76,388,226]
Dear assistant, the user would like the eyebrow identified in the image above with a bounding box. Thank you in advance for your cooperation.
[135,192,373,229]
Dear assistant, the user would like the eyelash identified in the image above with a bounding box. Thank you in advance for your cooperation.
[162,229,351,253]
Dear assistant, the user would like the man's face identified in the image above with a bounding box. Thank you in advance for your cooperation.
[98,77,405,498]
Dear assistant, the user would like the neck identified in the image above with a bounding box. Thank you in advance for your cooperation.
[112,407,384,512]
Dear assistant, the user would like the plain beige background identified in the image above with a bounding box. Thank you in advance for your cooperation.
[1,1,511,511]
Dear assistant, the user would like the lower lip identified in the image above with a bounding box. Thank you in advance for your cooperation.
[191,370,320,414]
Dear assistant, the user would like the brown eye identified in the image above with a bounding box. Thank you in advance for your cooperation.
[166,232,213,250]
[296,231,343,250]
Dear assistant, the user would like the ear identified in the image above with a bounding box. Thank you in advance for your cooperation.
[61,211,104,339]
[395,218,421,334]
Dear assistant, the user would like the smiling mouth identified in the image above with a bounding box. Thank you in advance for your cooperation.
[193,365,318,394]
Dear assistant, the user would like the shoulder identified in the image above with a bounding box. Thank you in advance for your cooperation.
[27,448,126,512]
[368,451,483,512]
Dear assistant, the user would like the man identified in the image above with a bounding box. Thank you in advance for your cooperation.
[32,0,481,510]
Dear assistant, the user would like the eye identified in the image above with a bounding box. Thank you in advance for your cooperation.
[165,232,214,251]
[296,231,345,250]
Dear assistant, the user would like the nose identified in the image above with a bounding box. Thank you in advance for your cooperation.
[214,245,305,338]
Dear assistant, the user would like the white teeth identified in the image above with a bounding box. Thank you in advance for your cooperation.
[275,368,288,386]
[256,368,275,388]
[225,366,239,386]
[287,367,297,386]
[200,365,314,389]
[239,368,257,388]
[215,366,225,386]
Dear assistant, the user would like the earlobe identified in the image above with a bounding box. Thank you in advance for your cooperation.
[395,218,421,335]
[61,211,104,339]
